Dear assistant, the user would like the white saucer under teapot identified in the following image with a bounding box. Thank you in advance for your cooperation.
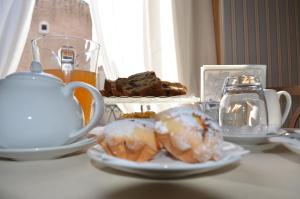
[0,61,104,148]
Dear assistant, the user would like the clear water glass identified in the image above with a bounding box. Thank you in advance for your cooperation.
[219,75,268,135]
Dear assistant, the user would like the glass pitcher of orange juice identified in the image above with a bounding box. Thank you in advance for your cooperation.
[32,35,101,124]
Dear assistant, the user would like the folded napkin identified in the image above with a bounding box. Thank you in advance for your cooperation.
[269,136,300,146]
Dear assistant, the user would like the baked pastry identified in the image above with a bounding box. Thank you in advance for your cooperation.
[102,79,123,97]
[155,107,222,163]
[100,71,187,97]
[98,119,160,162]
[120,111,156,119]
[160,81,187,96]
[116,71,162,96]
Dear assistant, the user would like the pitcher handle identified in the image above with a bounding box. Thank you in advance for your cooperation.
[62,81,104,144]
[277,91,292,125]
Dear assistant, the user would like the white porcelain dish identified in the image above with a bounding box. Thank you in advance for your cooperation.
[103,96,200,105]
[223,129,286,145]
[0,134,97,161]
[239,143,279,153]
[87,141,249,179]
[282,143,300,155]
[269,131,300,155]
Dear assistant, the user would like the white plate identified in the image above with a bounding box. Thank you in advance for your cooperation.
[282,143,300,155]
[223,129,286,145]
[87,142,249,178]
[239,142,279,153]
[0,134,97,161]
[269,131,300,155]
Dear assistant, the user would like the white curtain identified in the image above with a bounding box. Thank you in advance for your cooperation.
[90,0,216,97]
[0,0,35,78]
[172,0,217,96]
[90,0,151,81]
[90,0,216,101]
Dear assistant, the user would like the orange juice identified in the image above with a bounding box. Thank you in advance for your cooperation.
[45,69,96,124]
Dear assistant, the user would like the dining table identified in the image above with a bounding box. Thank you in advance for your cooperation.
[0,137,300,199]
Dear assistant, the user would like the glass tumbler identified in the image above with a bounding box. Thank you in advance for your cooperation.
[32,35,101,124]
[219,75,269,135]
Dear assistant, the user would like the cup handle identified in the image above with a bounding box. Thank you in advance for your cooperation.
[62,81,104,143]
[277,91,292,125]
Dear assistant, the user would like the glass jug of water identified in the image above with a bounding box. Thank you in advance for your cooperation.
[219,75,268,135]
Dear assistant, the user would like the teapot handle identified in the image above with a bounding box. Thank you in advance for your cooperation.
[277,91,292,125]
[62,82,104,143]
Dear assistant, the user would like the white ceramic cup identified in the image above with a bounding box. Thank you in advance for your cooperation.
[264,89,292,131]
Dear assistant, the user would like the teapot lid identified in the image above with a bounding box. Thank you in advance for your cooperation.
[5,61,63,83]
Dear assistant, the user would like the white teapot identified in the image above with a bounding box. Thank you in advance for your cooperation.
[219,75,291,134]
[0,62,104,148]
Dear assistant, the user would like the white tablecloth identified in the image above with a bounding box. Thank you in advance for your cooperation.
[0,145,299,199]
